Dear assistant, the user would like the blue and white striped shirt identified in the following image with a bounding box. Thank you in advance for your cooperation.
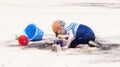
[65,22,80,38]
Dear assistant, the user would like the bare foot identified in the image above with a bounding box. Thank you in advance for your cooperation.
[88,41,99,47]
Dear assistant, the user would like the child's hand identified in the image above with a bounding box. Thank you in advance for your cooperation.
[57,35,68,39]
[62,46,68,50]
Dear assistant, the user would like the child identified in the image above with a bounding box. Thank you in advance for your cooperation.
[52,20,98,49]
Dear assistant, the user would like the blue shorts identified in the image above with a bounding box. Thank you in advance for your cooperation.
[69,24,95,48]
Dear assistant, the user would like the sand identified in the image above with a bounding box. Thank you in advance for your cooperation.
[0,34,120,67]
[0,0,120,67]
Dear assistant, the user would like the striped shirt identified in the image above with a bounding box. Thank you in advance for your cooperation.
[65,22,80,38]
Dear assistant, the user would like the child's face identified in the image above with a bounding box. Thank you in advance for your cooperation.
[56,28,66,36]
[59,28,66,35]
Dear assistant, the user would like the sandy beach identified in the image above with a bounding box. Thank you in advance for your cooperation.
[0,0,120,67]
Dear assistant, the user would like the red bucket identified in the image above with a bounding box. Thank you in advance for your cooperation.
[18,35,29,46]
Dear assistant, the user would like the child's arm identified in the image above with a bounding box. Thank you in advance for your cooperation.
[57,35,68,39]
[63,32,74,48]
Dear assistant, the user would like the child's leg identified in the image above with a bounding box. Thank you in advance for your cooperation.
[88,40,103,48]
[69,39,79,48]
[69,39,89,48]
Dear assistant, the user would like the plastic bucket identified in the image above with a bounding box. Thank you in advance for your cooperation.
[24,23,44,41]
